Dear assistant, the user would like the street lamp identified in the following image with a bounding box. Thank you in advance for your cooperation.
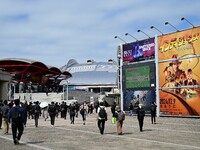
[165,22,179,32]
[150,26,164,35]
[181,17,195,28]
[125,33,138,41]
[137,30,151,38]
[114,36,127,43]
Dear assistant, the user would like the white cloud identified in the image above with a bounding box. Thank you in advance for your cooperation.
[0,0,200,67]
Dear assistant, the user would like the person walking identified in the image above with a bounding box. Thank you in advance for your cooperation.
[48,102,57,127]
[27,102,33,119]
[136,103,145,132]
[21,100,28,127]
[115,106,125,135]
[75,102,80,118]
[43,106,49,121]
[111,102,116,117]
[1,100,10,134]
[150,102,157,124]
[69,103,76,124]
[60,101,67,119]
[80,102,88,125]
[33,101,41,127]
[129,103,134,117]
[97,102,107,135]
[8,99,26,145]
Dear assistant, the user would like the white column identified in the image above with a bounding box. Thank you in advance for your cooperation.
[63,84,65,100]
[119,44,124,111]
[155,35,160,117]
[66,83,68,101]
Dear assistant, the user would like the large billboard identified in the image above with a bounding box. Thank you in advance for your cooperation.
[158,27,200,116]
[122,62,156,111]
[122,38,155,63]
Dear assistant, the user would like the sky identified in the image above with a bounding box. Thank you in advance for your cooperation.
[0,0,200,68]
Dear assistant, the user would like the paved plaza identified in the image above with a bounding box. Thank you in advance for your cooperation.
[0,109,200,150]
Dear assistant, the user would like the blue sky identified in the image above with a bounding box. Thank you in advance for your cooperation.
[0,0,199,68]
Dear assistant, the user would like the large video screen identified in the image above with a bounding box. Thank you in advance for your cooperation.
[123,89,156,111]
[122,61,155,90]
[126,66,150,88]
[122,38,155,63]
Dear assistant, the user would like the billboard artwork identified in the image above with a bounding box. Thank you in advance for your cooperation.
[123,89,156,112]
[158,27,200,116]
[122,38,155,63]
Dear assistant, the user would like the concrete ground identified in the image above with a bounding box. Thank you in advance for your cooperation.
[0,109,200,150]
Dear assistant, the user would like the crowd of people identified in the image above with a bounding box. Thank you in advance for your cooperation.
[0,99,96,145]
[0,98,157,145]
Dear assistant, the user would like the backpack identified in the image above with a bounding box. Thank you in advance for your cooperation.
[34,105,40,114]
[60,104,65,111]
[12,107,21,122]
[3,107,9,118]
[99,107,106,119]
[117,111,125,121]
[48,105,56,114]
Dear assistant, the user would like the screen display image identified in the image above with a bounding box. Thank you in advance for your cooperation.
[123,89,156,111]
[123,38,155,63]
[126,66,150,88]
[122,62,156,90]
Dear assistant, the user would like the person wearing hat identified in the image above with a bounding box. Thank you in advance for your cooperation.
[164,54,186,93]
[166,54,186,82]
[136,103,145,132]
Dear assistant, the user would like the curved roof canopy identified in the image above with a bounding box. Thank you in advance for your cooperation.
[0,58,72,85]
[60,59,118,86]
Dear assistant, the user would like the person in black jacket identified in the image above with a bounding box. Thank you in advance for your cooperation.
[111,102,116,117]
[97,102,107,135]
[48,102,57,127]
[1,100,10,134]
[129,103,134,116]
[69,103,76,124]
[8,99,26,145]
[150,102,157,124]
[60,101,67,119]
[136,103,145,132]
[33,101,41,127]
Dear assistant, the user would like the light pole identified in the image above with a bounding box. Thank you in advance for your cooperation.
[62,79,69,101]
[181,17,195,28]
[165,22,179,32]
[66,80,69,101]
[150,26,164,35]
[63,83,65,100]
[114,36,127,43]
[125,33,138,41]
[137,29,151,38]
